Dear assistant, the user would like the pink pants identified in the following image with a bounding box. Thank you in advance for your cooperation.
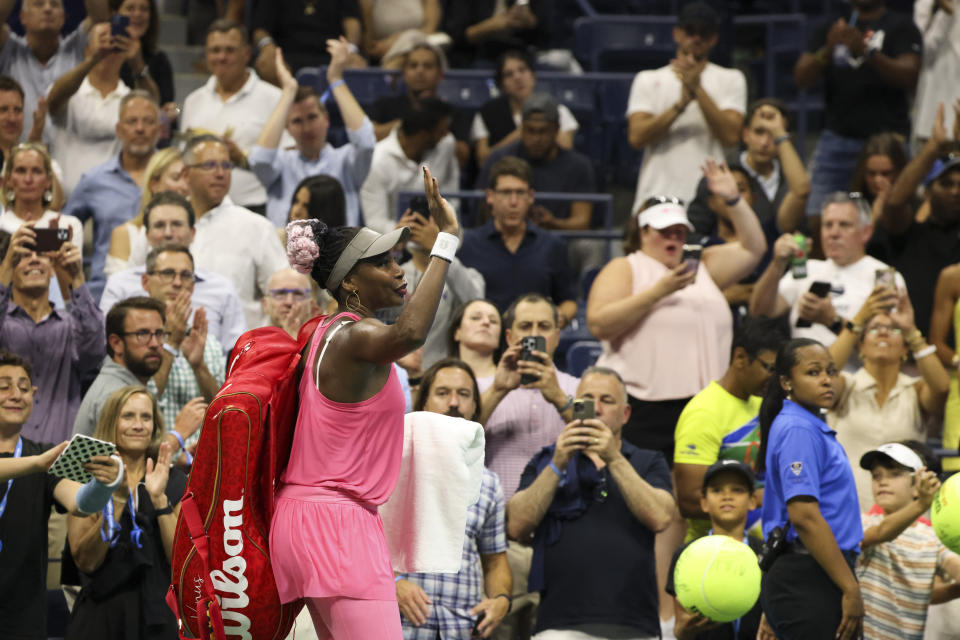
[303,597,402,640]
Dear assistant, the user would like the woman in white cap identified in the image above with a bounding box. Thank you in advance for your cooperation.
[826,289,949,510]
[269,167,459,638]
[586,159,767,464]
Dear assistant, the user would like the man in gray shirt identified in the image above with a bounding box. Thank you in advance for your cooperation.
[0,0,109,144]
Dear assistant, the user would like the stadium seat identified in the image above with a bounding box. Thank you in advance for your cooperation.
[566,340,604,377]
[436,70,496,110]
[573,15,678,72]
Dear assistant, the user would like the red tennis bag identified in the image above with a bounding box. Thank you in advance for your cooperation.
[167,318,323,639]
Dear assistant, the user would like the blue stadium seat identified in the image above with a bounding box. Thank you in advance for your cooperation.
[436,70,495,110]
[566,340,604,377]
[536,72,602,162]
[573,16,677,72]
[597,73,642,187]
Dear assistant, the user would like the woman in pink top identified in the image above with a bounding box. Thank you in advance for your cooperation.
[269,168,459,639]
[586,160,767,464]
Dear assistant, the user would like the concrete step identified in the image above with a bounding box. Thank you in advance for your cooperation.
[159,14,187,47]
[165,44,205,75]
[174,73,207,102]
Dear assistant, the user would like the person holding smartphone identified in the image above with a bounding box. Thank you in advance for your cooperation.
[507,366,676,639]
[757,338,864,640]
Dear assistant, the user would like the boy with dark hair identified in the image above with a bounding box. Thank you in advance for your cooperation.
[666,459,763,640]
[857,441,960,640]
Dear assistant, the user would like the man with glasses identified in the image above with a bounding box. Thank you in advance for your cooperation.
[183,133,288,329]
[627,1,746,210]
[100,191,246,355]
[180,19,287,212]
[0,225,103,443]
[72,296,203,457]
[750,192,906,353]
[869,106,960,335]
[459,156,577,325]
[672,315,786,544]
[507,366,675,640]
[262,267,315,338]
[64,91,161,300]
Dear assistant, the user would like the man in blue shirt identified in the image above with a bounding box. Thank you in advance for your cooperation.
[249,42,375,228]
[64,91,160,300]
[458,156,578,325]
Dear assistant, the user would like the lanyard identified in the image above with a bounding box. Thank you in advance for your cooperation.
[100,489,144,549]
[0,437,23,553]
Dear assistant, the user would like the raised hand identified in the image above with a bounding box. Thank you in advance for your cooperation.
[703,159,740,202]
[931,102,948,146]
[174,397,207,439]
[275,47,297,92]
[180,307,208,368]
[422,166,459,236]
[144,442,172,507]
[915,468,941,509]
[326,37,351,83]
[52,241,83,287]
[165,291,192,346]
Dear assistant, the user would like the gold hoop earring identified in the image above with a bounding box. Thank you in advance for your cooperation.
[346,289,361,312]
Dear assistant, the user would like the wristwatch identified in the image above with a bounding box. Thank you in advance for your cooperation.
[828,315,844,335]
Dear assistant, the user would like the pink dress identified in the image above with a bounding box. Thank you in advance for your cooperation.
[269,313,406,603]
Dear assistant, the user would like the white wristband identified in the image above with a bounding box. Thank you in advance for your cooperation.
[430,232,458,263]
[913,345,936,360]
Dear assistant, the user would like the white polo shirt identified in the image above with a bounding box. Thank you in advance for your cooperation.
[180,69,290,208]
[359,129,460,235]
[191,196,289,329]
[50,77,129,198]
[627,63,746,211]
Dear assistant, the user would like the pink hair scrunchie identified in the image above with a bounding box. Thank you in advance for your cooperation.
[286,221,320,274]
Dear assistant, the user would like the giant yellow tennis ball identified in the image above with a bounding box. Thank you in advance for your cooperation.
[932,472,960,554]
[673,534,762,622]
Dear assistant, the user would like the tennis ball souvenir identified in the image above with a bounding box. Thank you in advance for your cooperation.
[932,472,960,554]
[674,534,762,622]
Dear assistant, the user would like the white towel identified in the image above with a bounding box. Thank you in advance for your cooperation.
[380,411,486,574]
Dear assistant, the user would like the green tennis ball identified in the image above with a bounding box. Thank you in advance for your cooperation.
[932,472,960,555]
[674,534,762,623]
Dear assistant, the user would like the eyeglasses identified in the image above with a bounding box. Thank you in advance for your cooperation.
[187,160,234,172]
[866,324,902,336]
[268,287,311,301]
[493,188,530,198]
[121,329,171,344]
[148,269,195,283]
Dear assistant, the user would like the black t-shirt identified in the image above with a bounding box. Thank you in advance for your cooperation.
[253,0,361,72]
[0,438,64,640]
[518,444,672,636]
[368,94,472,142]
[120,49,175,105]
[807,10,922,138]
[665,537,764,640]
[868,218,960,335]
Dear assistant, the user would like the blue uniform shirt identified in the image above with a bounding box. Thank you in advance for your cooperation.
[761,399,862,552]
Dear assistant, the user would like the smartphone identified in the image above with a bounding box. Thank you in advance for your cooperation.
[31,227,70,253]
[471,610,486,637]
[520,335,546,386]
[110,14,130,38]
[681,244,702,277]
[796,280,832,328]
[572,398,595,421]
[874,268,895,289]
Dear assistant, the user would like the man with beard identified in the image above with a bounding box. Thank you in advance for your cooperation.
[395,358,513,639]
[72,297,202,458]
[64,91,161,300]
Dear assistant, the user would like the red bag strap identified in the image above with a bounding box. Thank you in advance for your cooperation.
[169,492,227,640]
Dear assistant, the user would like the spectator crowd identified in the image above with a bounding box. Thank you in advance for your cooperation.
[0,0,959,638]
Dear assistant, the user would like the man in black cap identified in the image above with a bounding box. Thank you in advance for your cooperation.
[627,1,746,211]
[665,459,764,640]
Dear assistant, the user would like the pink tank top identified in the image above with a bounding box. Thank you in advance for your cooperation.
[280,312,406,505]
[596,251,732,401]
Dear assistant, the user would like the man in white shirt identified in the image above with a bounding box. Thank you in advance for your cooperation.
[99,191,247,355]
[749,192,906,347]
[360,96,459,235]
[183,134,288,329]
[180,19,286,212]
[249,40,375,228]
[0,0,108,144]
[626,1,746,210]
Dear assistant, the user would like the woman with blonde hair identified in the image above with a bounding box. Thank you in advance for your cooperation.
[65,385,185,639]
[105,147,188,274]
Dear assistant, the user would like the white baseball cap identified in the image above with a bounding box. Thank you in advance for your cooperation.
[637,202,694,231]
[859,442,924,472]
